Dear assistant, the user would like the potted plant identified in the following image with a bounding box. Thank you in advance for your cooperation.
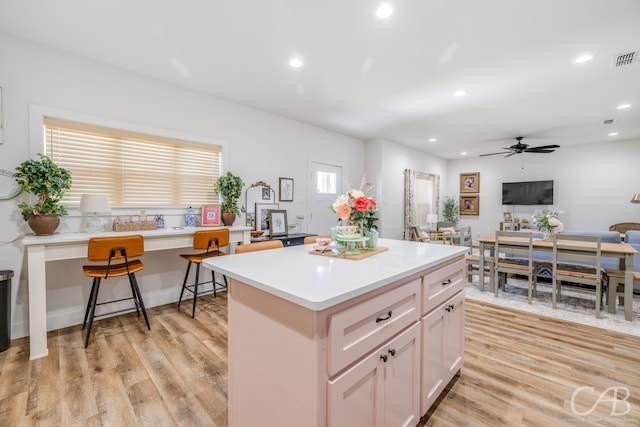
[214,171,245,226]
[442,196,459,227]
[14,154,73,235]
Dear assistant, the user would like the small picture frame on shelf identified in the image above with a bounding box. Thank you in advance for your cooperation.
[268,210,288,237]
[255,203,279,232]
[279,177,294,202]
[201,205,221,226]
[502,211,513,222]
[460,172,480,193]
[460,195,479,216]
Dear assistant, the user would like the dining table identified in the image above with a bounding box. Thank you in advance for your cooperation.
[477,235,638,321]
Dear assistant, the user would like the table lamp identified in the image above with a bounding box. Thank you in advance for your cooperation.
[631,193,640,204]
[79,194,111,232]
[427,214,438,231]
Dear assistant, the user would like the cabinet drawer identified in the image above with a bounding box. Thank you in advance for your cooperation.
[328,279,420,377]
[422,258,465,315]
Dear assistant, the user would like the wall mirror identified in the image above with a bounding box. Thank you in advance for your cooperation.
[0,169,22,200]
[244,181,275,227]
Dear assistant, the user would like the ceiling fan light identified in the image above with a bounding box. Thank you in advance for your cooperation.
[631,193,640,204]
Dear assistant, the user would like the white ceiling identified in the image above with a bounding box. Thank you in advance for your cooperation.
[1,0,639,159]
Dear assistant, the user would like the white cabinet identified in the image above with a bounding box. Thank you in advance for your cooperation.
[329,323,421,427]
[421,290,465,413]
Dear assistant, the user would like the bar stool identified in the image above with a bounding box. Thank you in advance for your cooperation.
[234,240,284,253]
[178,229,229,318]
[82,235,150,348]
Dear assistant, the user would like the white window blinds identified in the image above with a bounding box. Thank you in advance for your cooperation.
[44,117,221,207]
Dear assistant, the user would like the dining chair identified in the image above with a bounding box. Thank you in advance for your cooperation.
[493,231,536,302]
[465,253,495,292]
[178,229,229,318]
[82,234,150,348]
[552,234,606,318]
[235,240,284,253]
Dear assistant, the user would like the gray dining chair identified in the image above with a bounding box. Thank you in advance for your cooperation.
[552,234,606,318]
[493,231,536,302]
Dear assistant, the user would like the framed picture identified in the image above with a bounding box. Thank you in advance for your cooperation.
[262,187,271,200]
[460,195,479,216]
[502,211,513,222]
[201,205,221,226]
[268,210,288,237]
[460,172,480,193]
[255,203,279,232]
[279,177,294,202]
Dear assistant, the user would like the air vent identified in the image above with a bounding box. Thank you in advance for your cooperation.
[602,119,616,125]
[611,50,639,68]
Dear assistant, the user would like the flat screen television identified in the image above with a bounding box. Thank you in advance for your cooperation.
[502,180,554,205]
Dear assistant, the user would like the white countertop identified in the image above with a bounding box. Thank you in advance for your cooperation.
[22,226,251,246]
[203,238,469,310]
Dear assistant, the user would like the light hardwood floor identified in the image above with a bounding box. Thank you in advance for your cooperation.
[1,295,639,426]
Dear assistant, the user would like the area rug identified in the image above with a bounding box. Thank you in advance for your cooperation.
[465,277,640,337]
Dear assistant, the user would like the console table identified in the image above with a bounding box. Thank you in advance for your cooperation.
[22,226,251,360]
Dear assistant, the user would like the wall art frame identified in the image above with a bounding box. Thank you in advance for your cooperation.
[201,205,221,226]
[460,195,479,216]
[255,202,279,232]
[460,172,480,193]
[268,209,288,237]
[279,177,294,202]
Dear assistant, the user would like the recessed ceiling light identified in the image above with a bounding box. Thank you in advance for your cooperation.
[573,54,594,64]
[617,103,631,109]
[608,132,619,136]
[428,138,437,143]
[376,3,393,19]
[460,152,468,156]
[452,89,467,97]
[289,57,303,68]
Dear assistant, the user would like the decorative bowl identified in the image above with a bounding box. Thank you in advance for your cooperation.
[251,230,265,238]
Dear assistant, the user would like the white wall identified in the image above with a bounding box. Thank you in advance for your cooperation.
[366,138,448,239]
[0,33,364,338]
[446,139,640,243]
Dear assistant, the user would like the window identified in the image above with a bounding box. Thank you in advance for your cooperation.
[44,117,222,207]
[316,170,337,195]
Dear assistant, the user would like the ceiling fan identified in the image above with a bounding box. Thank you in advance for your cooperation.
[480,137,560,157]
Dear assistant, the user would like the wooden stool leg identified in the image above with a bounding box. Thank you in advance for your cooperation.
[84,278,102,348]
[178,261,193,307]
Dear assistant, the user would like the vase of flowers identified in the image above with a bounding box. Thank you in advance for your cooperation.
[330,176,378,246]
[532,212,563,240]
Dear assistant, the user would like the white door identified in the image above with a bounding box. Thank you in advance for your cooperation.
[309,162,342,234]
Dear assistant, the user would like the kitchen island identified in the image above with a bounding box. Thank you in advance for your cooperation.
[203,238,469,426]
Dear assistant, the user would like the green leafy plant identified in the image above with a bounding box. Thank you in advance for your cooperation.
[442,196,459,226]
[214,171,245,215]
[14,154,73,221]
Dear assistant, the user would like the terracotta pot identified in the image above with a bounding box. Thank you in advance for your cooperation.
[28,214,61,236]
[221,211,236,226]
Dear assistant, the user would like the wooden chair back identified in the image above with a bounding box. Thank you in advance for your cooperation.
[609,222,640,234]
[235,240,284,254]
[193,229,230,251]
[87,235,144,262]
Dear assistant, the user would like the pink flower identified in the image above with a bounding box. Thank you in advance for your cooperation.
[354,196,370,212]
[336,204,352,221]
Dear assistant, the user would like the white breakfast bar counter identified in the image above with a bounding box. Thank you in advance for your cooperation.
[203,238,469,427]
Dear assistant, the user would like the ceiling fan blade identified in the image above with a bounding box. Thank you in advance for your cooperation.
[525,149,556,153]
[479,151,511,157]
[504,152,518,158]
[529,144,560,150]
